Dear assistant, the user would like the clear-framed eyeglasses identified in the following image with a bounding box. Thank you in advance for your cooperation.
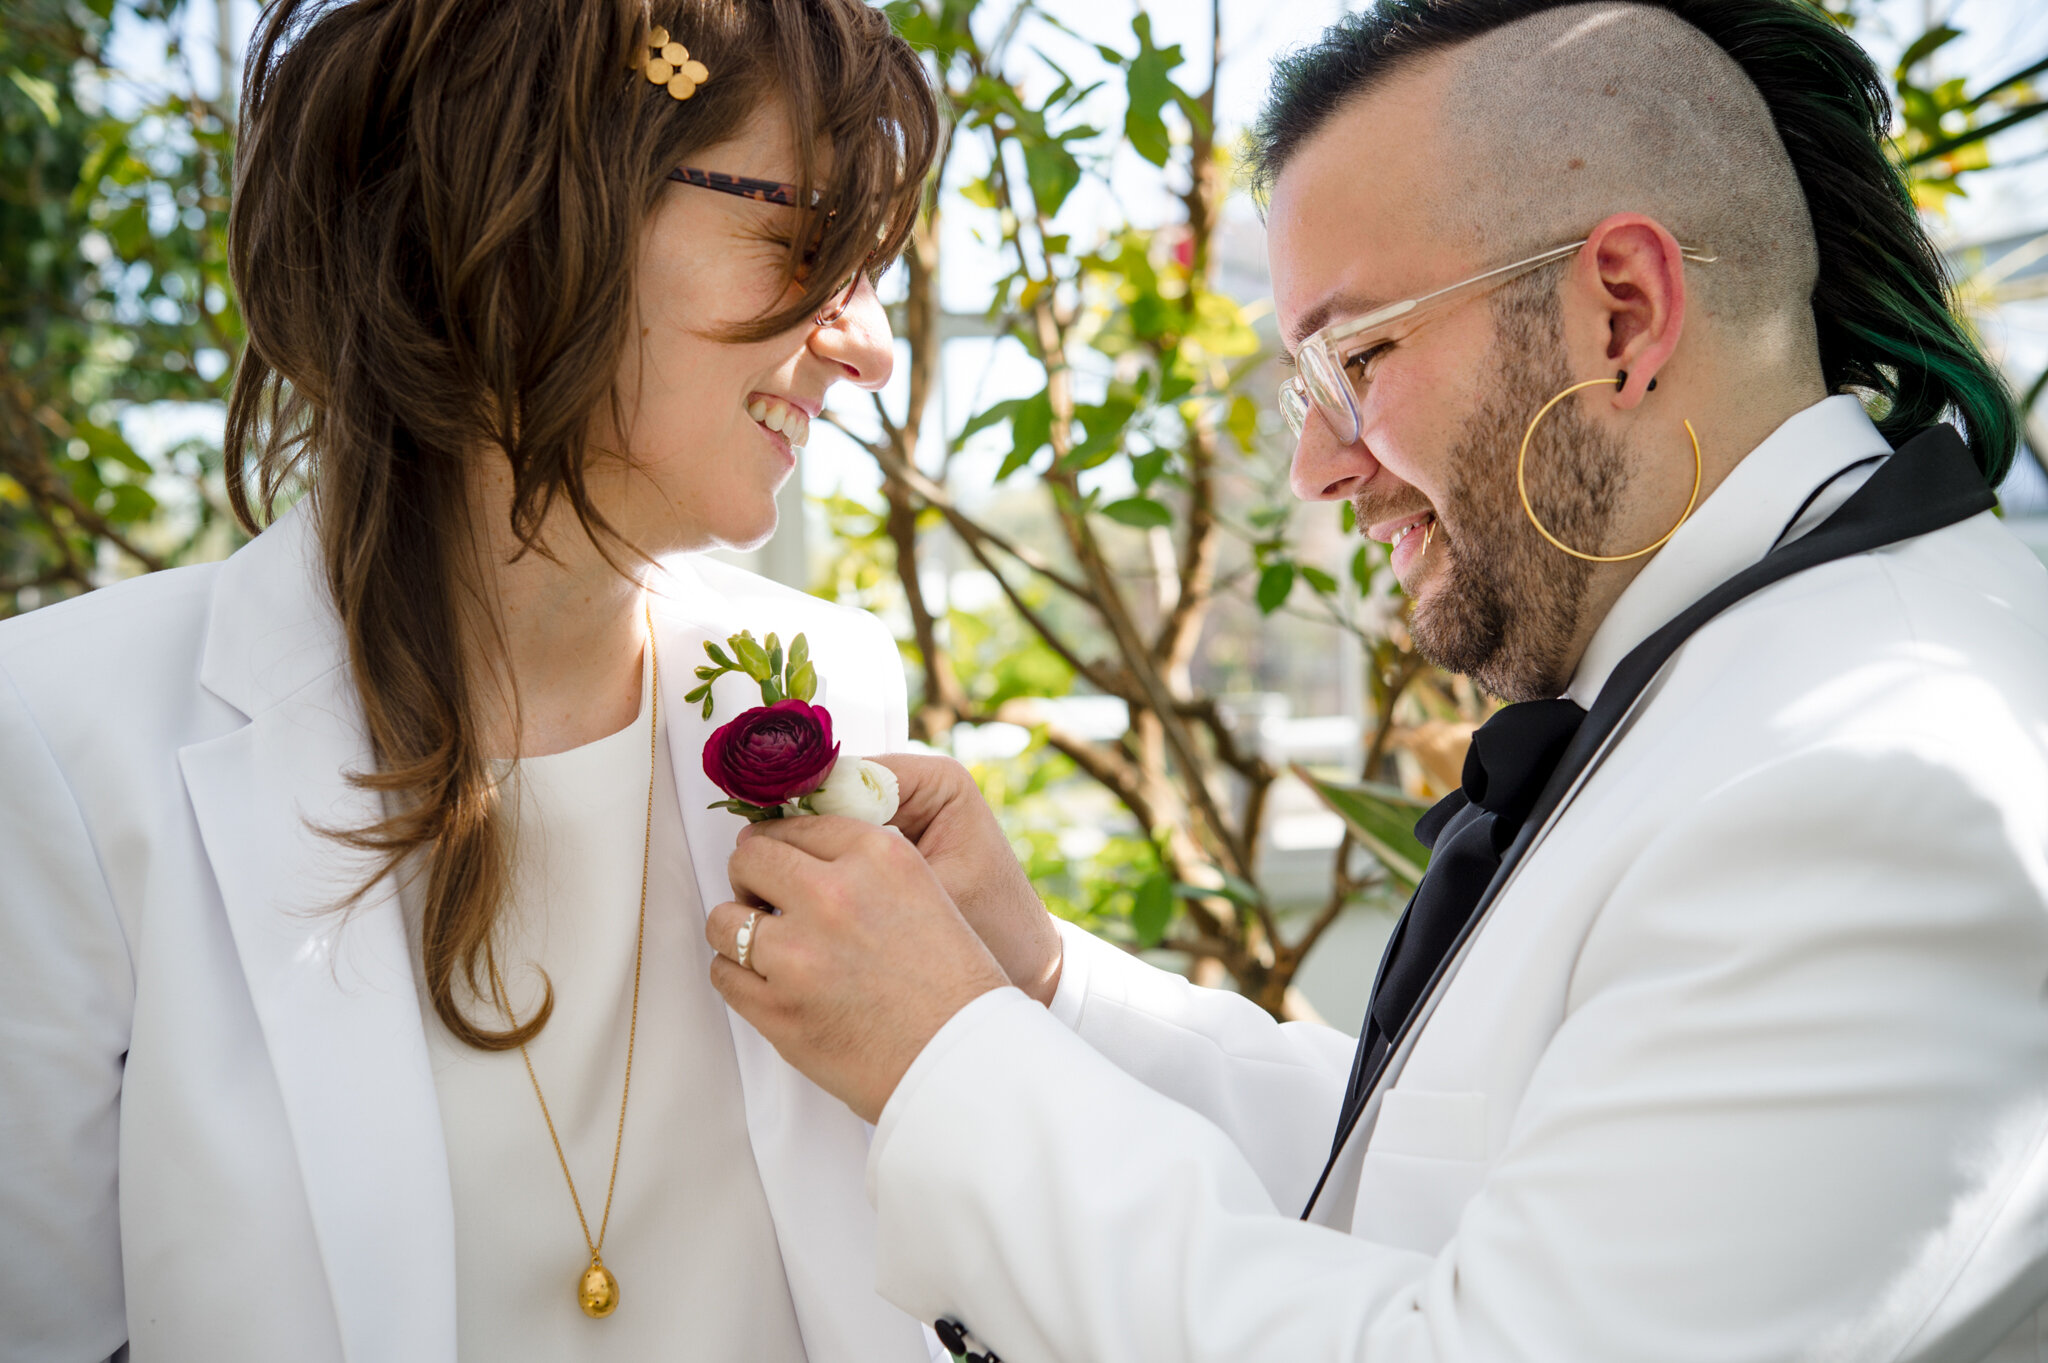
[1278,238,1718,446]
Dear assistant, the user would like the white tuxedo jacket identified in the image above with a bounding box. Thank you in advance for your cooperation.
[0,509,933,1363]
[867,398,2048,1362]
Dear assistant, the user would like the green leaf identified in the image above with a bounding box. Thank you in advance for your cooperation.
[985,633,1075,707]
[1350,544,1378,596]
[1131,448,1169,490]
[1255,562,1296,614]
[958,396,1023,444]
[1132,872,1174,947]
[2018,365,2048,418]
[102,483,157,522]
[997,446,1038,482]
[788,659,817,703]
[1301,565,1338,595]
[1022,138,1081,217]
[1100,496,1172,529]
[106,201,149,258]
[732,633,773,681]
[1218,872,1264,908]
[75,421,152,476]
[708,798,785,823]
[999,391,1054,481]
[1896,25,1963,82]
[1122,13,1185,169]
[7,70,60,127]
[1292,764,1434,891]
[1226,394,1259,453]
[1058,395,1137,472]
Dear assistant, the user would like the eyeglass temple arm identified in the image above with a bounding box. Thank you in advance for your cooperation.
[1419,238,1718,305]
[1324,239,1718,342]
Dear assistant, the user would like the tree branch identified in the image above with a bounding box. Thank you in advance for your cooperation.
[858,421,1097,602]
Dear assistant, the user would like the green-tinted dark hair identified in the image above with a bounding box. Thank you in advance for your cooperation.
[1250,0,2018,485]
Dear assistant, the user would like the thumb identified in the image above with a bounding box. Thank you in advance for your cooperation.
[872,753,974,844]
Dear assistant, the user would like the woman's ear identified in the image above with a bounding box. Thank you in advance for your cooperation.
[1575,212,1687,410]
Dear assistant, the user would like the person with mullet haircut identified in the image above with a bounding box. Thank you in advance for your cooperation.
[696,3,2048,1360]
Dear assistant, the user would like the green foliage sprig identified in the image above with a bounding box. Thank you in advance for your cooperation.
[687,630,816,719]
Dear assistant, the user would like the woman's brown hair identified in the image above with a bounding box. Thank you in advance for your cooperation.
[224,0,938,1048]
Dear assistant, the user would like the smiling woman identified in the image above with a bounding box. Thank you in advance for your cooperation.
[0,0,942,1359]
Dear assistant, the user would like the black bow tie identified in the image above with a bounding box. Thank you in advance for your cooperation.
[1341,698,1588,1119]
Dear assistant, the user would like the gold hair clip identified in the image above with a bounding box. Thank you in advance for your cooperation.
[632,22,710,101]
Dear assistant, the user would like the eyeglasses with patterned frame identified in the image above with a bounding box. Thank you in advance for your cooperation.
[667,167,876,326]
[1278,238,1718,446]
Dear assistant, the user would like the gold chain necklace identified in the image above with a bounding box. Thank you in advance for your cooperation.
[491,606,657,1320]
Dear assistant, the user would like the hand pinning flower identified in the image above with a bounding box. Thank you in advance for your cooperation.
[696,630,898,825]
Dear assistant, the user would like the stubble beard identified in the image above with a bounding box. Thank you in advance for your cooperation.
[1398,283,1630,703]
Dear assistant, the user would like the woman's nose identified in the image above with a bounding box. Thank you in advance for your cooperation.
[1289,412,1381,502]
[810,278,894,391]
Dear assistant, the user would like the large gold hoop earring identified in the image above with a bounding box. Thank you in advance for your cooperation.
[1517,376,1702,563]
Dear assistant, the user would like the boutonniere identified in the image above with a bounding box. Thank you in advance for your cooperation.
[689,630,900,825]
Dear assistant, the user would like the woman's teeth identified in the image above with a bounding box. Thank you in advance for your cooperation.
[747,396,810,448]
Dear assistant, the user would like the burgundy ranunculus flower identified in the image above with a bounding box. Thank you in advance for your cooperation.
[703,699,840,807]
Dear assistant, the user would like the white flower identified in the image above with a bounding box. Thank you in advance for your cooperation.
[805,756,900,825]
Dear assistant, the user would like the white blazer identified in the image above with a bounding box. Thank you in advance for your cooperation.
[0,508,934,1363]
[865,398,2048,1362]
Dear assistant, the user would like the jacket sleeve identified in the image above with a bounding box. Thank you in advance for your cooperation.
[866,744,2048,1363]
[1046,920,1355,1214]
[0,664,133,1360]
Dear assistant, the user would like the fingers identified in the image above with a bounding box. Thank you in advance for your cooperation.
[705,900,777,978]
[728,829,825,912]
[870,753,974,841]
[739,812,891,861]
[708,951,776,1015]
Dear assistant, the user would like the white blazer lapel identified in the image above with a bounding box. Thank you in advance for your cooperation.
[653,562,931,1363]
[178,511,457,1363]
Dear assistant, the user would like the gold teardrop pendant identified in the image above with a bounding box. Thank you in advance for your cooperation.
[579,1258,619,1318]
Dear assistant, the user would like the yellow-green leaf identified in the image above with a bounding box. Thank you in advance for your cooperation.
[1292,764,1433,891]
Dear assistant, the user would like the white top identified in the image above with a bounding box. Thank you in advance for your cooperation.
[416,642,808,1362]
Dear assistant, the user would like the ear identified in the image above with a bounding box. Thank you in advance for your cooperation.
[1572,213,1687,410]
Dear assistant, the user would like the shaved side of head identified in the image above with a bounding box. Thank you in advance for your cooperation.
[1251,0,2017,484]
[1436,3,1818,363]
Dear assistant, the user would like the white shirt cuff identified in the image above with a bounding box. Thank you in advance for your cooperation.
[1046,918,1098,1030]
